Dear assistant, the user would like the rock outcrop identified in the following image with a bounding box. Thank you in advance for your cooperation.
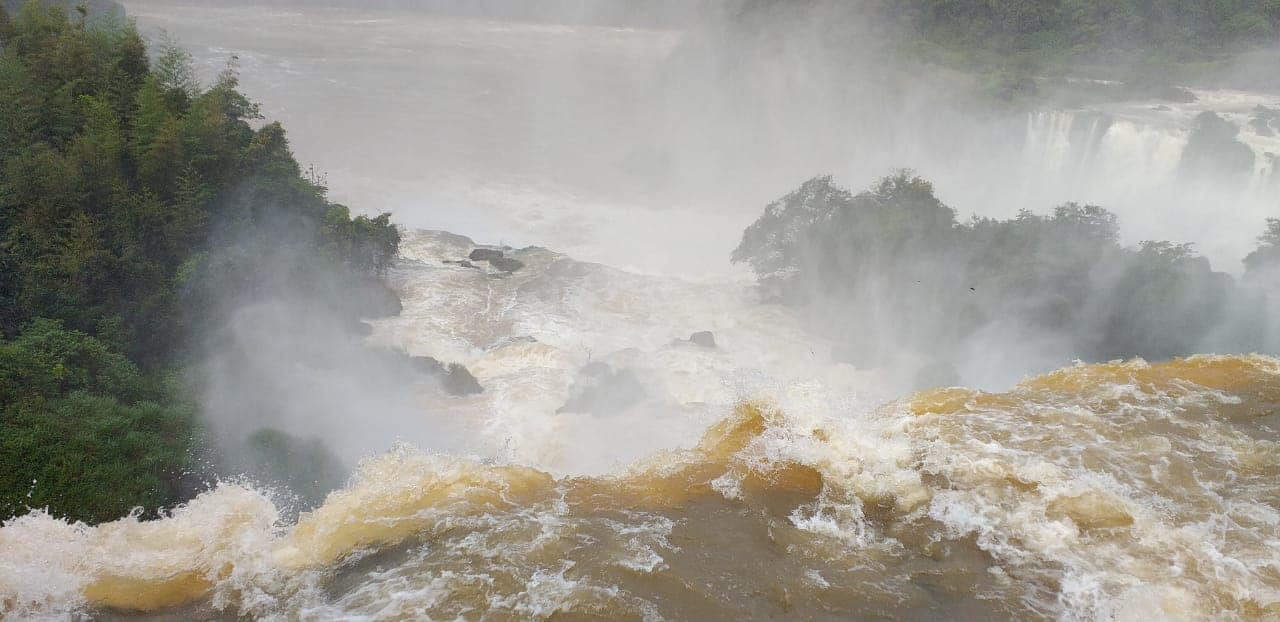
[688,331,717,348]
[466,247,524,274]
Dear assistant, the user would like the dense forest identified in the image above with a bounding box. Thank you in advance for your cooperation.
[1,0,120,20]
[882,0,1280,66]
[733,172,1278,385]
[729,0,1280,100]
[0,2,399,523]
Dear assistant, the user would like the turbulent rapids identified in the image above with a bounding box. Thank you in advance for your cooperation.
[6,2,1280,620]
[4,353,1279,619]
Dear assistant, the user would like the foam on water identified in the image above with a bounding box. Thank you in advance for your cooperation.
[12,5,1278,618]
[366,229,881,475]
[3,232,1279,619]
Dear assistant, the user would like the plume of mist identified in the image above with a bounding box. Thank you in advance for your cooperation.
[121,0,1280,442]
[185,191,482,504]
[733,171,1275,389]
[123,0,1280,276]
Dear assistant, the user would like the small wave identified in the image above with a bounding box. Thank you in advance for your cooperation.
[3,356,1278,619]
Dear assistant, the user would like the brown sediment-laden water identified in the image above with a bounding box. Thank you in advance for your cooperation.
[4,355,1279,620]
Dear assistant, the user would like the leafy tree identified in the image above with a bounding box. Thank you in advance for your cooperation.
[0,1,401,522]
[0,320,197,523]
[734,171,1264,381]
[1244,218,1280,285]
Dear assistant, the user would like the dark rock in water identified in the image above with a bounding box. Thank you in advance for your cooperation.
[494,335,538,347]
[338,277,401,319]
[411,356,483,395]
[332,278,400,337]
[469,248,505,262]
[1180,111,1255,178]
[443,259,479,269]
[440,362,483,395]
[1252,105,1280,137]
[490,256,525,274]
[466,247,522,273]
[689,331,717,348]
[558,362,646,416]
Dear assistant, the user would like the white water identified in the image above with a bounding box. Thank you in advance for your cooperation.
[364,230,888,475]
[1024,89,1280,186]
[3,3,1278,618]
[1021,90,1280,268]
[121,1,1280,275]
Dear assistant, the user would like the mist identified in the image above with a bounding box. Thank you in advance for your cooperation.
[5,0,1280,618]
[111,0,1280,478]
[117,0,1278,278]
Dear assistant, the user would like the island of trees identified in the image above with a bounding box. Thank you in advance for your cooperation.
[733,171,1280,386]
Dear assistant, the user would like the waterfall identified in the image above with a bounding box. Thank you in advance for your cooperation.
[1023,110,1185,192]
[1091,119,1187,191]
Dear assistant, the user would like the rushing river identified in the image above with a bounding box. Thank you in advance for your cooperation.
[4,232,1280,620]
[3,2,1279,620]
[4,351,1279,619]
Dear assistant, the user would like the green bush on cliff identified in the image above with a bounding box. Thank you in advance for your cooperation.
[0,1,399,523]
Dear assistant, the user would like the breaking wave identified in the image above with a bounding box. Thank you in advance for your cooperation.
[4,355,1279,620]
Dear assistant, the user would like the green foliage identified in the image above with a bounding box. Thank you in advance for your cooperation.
[1244,218,1280,286]
[733,172,1262,370]
[880,0,1280,70]
[0,320,197,523]
[150,35,197,109]
[0,1,400,523]
[0,318,144,402]
[244,427,346,510]
[0,0,399,349]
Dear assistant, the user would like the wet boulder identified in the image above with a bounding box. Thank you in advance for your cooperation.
[558,362,646,416]
[469,248,505,262]
[411,356,483,395]
[688,331,717,348]
[467,247,524,273]
[1180,111,1255,178]
[490,256,525,274]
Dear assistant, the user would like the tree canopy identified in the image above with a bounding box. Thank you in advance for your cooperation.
[0,1,399,522]
[734,172,1267,383]
[882,0,1280,68]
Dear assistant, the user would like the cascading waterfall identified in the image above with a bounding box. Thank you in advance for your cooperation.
[1091,119,1188,188]
[1023,100,1280,196]
[1024,111,1187,191]
[1019,96,1280,271]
